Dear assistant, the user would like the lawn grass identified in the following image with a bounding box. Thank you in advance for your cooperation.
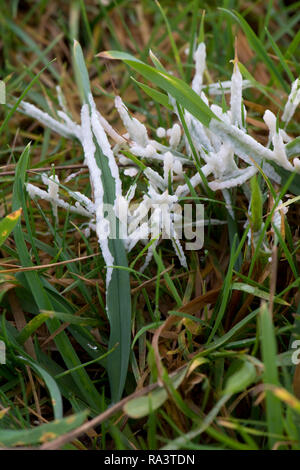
[0,0,299,450]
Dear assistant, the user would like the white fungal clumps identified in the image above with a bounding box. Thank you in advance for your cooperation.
[72,191,95,215]
[115,96,148,147]
[167,123,181,148]
[230,60,243,129]
[19,38,299,273]
[156,127,166,138]
[282,78,300,125]
[41,174,59,221]
[192,42,206,95]
[80,102,114,287]
[124,167,139,177]
[273,199,288,234]
[89,94,122,208]
[20,101,78,139]
[163,151,174,184]
[263,110,293,171]
[26,181,91,218]
[204,79,252,95]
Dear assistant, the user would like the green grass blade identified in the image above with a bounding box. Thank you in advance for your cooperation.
[286,137,300,158]
[264,27,294,83]
[2,17,60,80]
[232,282,289,306]
[17,356,63,420]
[220,9,289,92]
[0,62,52,137]
[131,77,172,110]
[155,0,184,79]
[99,50,217,127]
[206,230,249,345]
[250,175,263,233]
[12,145,102,412]
[259,303,284,448]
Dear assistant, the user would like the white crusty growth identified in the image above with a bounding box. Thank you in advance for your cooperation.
[26,182,92,218]
[282,78,300,125]
[80,103,114,287]
[19,101,78,139]
[192,42,206,95]
[21,37,300,276]
[263,110,293,171]
[41,174,59,222]
[89,94,122,206]
[230,57,243,129]
[115,96,148,147]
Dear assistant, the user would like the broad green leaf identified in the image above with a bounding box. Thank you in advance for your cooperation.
[0,209,22,246]
[17,355,63,420]
[0,411,87,446]
[124,368,187,418]
[223,359,257,395]
[232,282,289,306]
